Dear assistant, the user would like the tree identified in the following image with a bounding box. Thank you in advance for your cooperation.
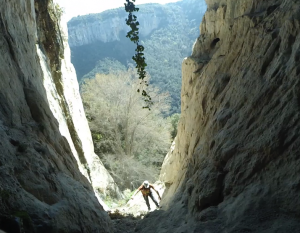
[81,69,172,190]
[169,113,180,139]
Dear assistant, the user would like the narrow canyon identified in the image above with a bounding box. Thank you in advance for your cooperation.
[1,0,300,232]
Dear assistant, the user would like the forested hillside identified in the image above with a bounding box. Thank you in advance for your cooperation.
[68,0,207,114]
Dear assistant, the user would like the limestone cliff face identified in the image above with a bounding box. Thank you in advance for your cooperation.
[68,8,161,47]
[139,0,300,232]
[0,0,119,232]
[67,0,207,48]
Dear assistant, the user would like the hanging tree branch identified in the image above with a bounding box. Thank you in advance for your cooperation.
[124,0,153,109]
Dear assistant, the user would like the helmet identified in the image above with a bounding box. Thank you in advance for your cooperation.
[143,180,149,188]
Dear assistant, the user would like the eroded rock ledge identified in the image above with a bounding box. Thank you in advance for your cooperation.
[139,0,300,232]
[0,0,119,232]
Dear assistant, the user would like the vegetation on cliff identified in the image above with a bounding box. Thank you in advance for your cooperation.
[81,69,172,191]
[124,0,152,108]
[69,1,207,114]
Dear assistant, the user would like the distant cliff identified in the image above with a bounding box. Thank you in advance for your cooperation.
[68,1,206,46]
[68,0,207,114]
[68,6,161,47]
[0,0,119,232]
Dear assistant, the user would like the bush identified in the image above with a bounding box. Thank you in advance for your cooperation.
[81,69,172,190]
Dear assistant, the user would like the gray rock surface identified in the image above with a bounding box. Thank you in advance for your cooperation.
[67,6,162,47]
[138,0,300,232]
[0,0,120,232]
[2,0,300,232]
[67,0,207,49]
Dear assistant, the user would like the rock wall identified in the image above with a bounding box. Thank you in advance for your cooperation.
[138,0,300,232]
[67,1,207,49]
[68,9,161,47]
[0,0,119,232]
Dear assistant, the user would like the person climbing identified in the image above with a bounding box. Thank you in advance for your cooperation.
[131,180,161,211]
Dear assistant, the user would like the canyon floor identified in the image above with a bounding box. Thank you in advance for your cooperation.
[110,207,170,233]
[109,182,166,233]
[110,210,149,233]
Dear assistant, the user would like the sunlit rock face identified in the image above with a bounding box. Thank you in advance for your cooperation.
[141,0,300,232]
[0,0,119,232]
[67,0,207,48]
[67,7,163,47]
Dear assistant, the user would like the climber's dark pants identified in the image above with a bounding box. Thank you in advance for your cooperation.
[143,192,159,209]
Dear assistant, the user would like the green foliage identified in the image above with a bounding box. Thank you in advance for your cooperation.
[69,1,207,115]
[121,189,135,205]
[81,58,126,82]
[71,36,134,79]
[103,195,115,208]
[92,133,102,141]
[104,189,134,208]
[102,154,159,191]
[81,69,172,190]
[169,113,180,139]
[54,3,64,21]
[125,0,152,109]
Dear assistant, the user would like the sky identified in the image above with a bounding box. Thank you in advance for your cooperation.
[58,0,181,21]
